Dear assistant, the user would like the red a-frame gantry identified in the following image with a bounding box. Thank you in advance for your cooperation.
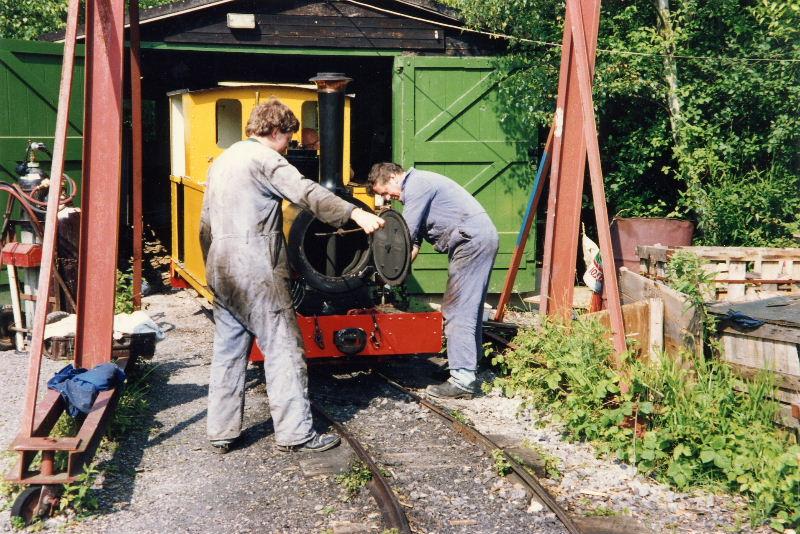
[495,0,626,362]
[6,0,144,518]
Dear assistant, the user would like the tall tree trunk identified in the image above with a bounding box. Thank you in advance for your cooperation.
[655,0,684,151]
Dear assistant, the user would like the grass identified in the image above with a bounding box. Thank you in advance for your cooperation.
[450,409,473,426]
[523,439,562,480]
[491,449,512,477]
[585,505,624,517]
[335,461,373,499]
[107,360,157,439]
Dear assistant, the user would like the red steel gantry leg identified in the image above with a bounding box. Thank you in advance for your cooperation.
[538,0,626,359]
[74,0,127,369]
[130,0,144,310]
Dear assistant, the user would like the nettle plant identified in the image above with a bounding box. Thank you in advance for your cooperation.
[492,317,800,530]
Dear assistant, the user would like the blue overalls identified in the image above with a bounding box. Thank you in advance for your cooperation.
[400,168,499,389]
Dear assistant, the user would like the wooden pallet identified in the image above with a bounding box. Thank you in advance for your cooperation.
[637,245,800,302]
[708,296,800,428]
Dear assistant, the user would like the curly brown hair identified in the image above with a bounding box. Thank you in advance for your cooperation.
[245,98,300,137]
[367,162,405,191]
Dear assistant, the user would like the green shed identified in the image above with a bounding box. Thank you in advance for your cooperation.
[0,0,539,296]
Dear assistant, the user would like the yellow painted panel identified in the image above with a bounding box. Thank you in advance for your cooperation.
[183,185,207,288]
[170,177,179,263]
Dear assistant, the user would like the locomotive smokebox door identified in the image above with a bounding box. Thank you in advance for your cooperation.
[370,209,412,286]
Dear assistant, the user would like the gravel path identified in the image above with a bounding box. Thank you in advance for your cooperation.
[0,289,776,533]
[1,290,376,533]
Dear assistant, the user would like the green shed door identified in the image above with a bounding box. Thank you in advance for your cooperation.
[392,55,537,295]
[0,39,84,183]
[0,39,84,301]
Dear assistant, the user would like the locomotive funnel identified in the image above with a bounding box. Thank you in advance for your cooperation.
[310,72,351,194]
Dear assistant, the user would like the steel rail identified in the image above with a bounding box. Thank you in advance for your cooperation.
[309,401,411,534]
[375,371,584,534]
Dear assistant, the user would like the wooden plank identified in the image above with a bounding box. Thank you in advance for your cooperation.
[708,297,800,328]
[648,297,664,362]
[637,245,800,266]
[727,262,747,301]
[163,33,445,50]
[219,14,438,30]
[718,321,800,344]
[720,333,800,377]
[761,261,781,293]
[584,300,650,358]
[618,268,702,357]
[181,21,441,39]
[636,245,670,264]
[726,361,800,391]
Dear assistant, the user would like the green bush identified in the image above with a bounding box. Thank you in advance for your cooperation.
[492,318,800,530]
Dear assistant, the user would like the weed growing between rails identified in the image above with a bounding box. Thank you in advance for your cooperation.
[335,461,374,499]
[490,318,800,531]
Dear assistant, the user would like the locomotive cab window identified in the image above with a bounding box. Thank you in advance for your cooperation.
[216,99,242,148]
[301,101,318,131]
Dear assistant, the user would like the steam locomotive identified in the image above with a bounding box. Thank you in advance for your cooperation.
[168,73,442,360]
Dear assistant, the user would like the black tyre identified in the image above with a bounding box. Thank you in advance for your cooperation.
[0,306,15,351]
[10,486,42,525]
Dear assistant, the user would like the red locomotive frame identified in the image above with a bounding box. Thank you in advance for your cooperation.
[249,310,443,361]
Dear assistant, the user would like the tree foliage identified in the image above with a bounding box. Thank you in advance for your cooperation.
[0,0,175,40]
[2,0,798,245]
[450,0,800,246]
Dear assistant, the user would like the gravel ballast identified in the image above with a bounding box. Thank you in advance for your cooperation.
[0,289,778,533]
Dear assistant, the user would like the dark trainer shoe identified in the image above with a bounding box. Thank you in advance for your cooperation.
[277,432,341,453]
[426,379,477,399]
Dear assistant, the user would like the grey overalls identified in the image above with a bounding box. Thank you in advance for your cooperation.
[400,168,500,387]
[200,139,353,446]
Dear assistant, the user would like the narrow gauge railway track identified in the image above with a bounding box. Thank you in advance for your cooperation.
[374,371,584,534]
[310,400,411,534]
[310,356,582,534]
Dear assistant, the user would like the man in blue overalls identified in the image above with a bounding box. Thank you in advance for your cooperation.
[368,163,499,398]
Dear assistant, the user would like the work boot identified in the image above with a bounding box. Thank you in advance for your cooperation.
[277,432,341,453]
[209,438,235,455]
[426,378,478,399]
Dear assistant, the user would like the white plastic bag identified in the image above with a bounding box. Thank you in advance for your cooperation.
[581,227,604,293]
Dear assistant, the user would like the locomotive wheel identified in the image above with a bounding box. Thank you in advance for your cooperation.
[10,486,44,525]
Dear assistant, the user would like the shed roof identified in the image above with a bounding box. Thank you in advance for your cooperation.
[41,0,502,55]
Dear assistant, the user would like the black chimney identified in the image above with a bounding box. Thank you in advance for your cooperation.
[310,72,352,195]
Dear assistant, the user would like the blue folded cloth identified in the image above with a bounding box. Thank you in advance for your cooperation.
[47,362,126,417]
[725,310,765,330]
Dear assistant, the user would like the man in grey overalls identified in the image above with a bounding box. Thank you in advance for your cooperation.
[367,163,499,398]
[201,99,384,453]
